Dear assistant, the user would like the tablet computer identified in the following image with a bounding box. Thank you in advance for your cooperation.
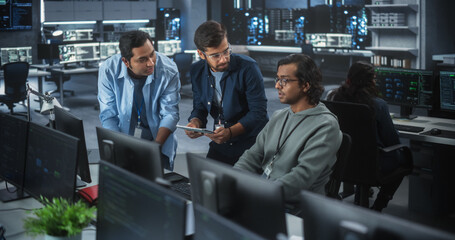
[176,125,214,134]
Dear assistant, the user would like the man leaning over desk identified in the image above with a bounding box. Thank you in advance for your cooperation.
[97,30,180,170]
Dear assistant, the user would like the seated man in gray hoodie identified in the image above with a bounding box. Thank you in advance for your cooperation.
[234,54,342,204]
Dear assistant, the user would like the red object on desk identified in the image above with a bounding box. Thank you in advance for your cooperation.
[78,185,98,205]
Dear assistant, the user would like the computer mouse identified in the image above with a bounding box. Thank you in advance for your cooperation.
[430,128,442,136]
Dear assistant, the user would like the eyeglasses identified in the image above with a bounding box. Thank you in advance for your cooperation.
[203,44,232,61]
[274,77,299,87]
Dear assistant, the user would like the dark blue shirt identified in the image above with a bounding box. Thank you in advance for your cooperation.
[188,53,268,143]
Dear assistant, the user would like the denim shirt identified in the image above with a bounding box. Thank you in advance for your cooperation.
[98,52,181,167]
[188,53,268,143]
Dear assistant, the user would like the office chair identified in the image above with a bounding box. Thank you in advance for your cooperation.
[0,62,29,117]
[326,132,351,200]
[322,100,413,208]
[45,71,74,97]
[173,52,193,86]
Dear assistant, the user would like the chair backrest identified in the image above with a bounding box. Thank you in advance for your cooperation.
[2,62,29,101]
[322,100,379,185]
[173,52,193,84]
[326,132,351,199]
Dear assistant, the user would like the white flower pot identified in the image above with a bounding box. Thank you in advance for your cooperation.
[44,233,82,240]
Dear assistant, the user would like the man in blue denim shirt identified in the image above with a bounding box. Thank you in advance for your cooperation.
[185,21,268,165]
[98,30,180,170]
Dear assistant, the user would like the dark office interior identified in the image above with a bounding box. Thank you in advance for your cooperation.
[1,0,455,239]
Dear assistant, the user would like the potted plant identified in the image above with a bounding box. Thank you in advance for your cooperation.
[23,197,96,240]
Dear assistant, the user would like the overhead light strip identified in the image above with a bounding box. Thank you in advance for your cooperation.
[102,19,149,24]
[44,21,97,25]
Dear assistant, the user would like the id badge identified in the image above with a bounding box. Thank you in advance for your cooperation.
[134,125,143,138]
[215,123,224,130]
[262,161,273,179]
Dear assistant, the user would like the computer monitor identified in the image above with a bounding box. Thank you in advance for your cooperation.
[186,153,287,240]
[37,43,60,62]
[96,160,187,240]
[58,42,100,64]
[193,204,267,240]
[23,122,79,202]
[0,46,32,66]
[375,67,434,119]
[138,27,155,38]
[157,40,182,56]
[95,127,163,182]
[300,191,455,240]
[0,0,32,31]
[439,71,455,112]
[99,42,120,60]
[54,106,92,183]
[62,29,94,42]
[0,113,29,202]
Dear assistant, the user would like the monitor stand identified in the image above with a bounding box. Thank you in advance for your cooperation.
[76,176,87,188]
[0,187,30,202]
[394,106,417,120]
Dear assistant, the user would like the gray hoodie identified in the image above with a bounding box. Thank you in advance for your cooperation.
[234,102,342,202]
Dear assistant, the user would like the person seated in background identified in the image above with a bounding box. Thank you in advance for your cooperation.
[327,61,409,212]
[97,30,180,170]
[234,54,342,204]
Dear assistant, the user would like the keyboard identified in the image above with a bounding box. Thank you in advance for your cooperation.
[170,182,192,200]
[394,124,425,133]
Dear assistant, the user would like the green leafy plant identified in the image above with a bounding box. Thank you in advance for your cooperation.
[23,197,96,237]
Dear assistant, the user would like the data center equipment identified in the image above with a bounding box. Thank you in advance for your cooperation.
[246,9,266,45]
[156,8,180,40]
[0,0,32,30]
[58,43,100,64]
[0,46,32,66]
[62,29,94,42]
[99,42,120,60]
[223,8,248,45]
[375,67,434,119]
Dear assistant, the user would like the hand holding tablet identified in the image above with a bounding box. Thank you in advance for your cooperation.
[176,125,215,134]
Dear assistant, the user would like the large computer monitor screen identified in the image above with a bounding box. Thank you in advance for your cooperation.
[138,27,155,38]
[300,191,455,240]
[23,122,79,201]
[99,42,120,60]
[186,153,287,240]
[58,42,100,64]
[0,113,29,202]
[96,160,187,240]
[0,0,32,31]
[375,67,433,119]
[0,46,32,65]
[62,29,94,42]
[54,106,92,183]
[193,204,266,240]
[439,71,455,112]
[95,127,163,182]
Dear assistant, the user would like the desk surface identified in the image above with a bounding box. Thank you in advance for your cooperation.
[393,115,455,146]
[51,67,99,75]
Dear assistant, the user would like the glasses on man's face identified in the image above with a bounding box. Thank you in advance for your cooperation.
[203,45,232,61]
[274,77,299,87]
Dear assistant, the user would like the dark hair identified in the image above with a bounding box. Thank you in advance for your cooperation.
[193,20,227,52]
[119,30,153,62]
[331,61,378,110]
[277,54,324,105]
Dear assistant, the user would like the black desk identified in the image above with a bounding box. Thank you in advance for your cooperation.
[393,116,455,216]
[50,67,99,107]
